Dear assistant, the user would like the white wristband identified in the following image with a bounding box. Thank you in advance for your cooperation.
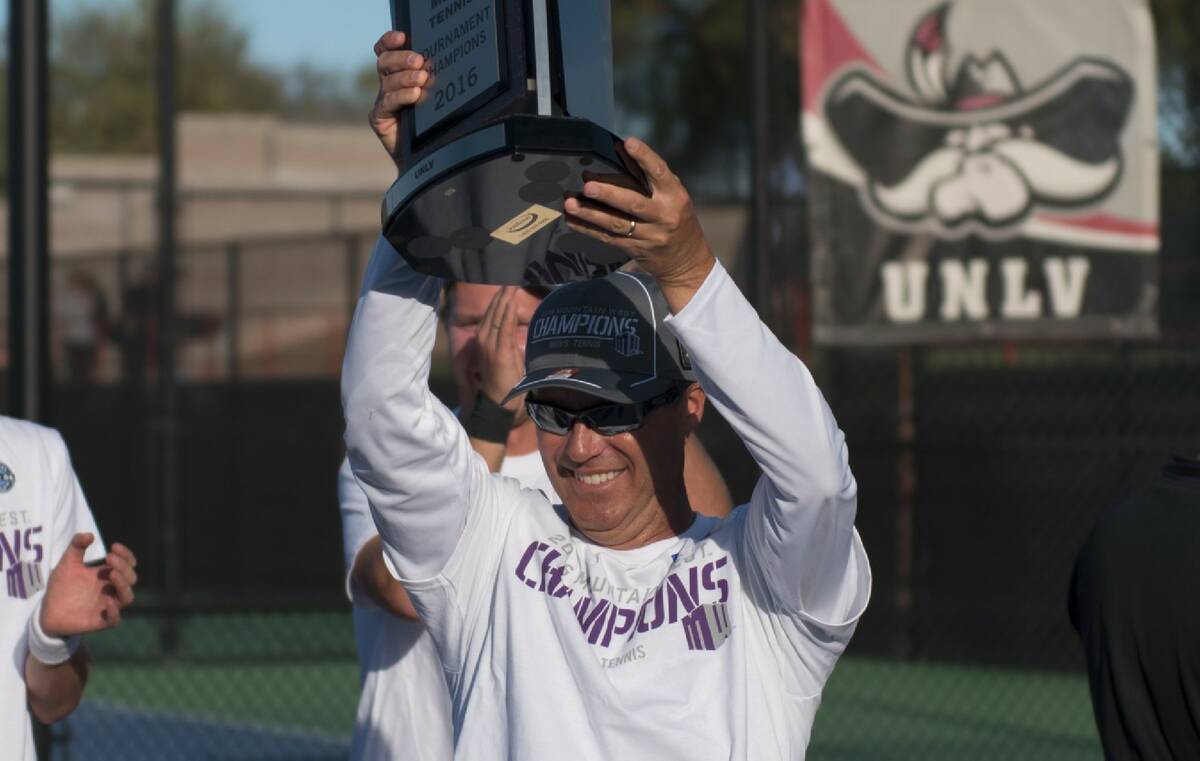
[26,598,81,666]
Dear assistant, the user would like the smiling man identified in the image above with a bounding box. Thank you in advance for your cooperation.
[503,273,704,548]
[342,33,870,760]
[338,33,738,761]
[343,166,870,758]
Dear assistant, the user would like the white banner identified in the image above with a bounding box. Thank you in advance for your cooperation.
[803,0,1159,343]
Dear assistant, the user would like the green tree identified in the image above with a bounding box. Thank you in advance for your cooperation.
[279,63,379,123]
[51,0,282,155]
[1154,0,1200,168]
[612,0,750,196]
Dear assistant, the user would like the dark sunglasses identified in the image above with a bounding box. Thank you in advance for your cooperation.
[525,385,684,436]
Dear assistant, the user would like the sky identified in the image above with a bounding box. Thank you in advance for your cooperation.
[1,0,396,76]
[227,0,392,76]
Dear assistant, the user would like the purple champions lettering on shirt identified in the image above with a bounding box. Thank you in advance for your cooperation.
[2,526,47,600]
[514,541,550,589]
[24,525,44,564]
[665,567,699,622]
[0,529,22,568]
[6,561,43,600]
[682,603,733,652]
[5,563,20,598]
[574,597,612,645]
[612,607,637,638]
[516,541,574,599]
[513,538,735,651]
[702,556,730,602]
[635,584,666,633]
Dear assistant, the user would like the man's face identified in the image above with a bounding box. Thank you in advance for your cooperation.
[446,283,542,409]
[532,385,704,539]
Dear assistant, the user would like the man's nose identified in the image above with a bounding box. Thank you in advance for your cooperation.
[564,420,605,463]
[462,341,482,377]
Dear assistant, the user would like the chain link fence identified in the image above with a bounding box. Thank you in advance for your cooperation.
[1,0,1197,758]
[30,231,368,760]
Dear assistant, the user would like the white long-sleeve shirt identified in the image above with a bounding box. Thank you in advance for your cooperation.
[339,449,557,761]
[0,417,105,761]
[343,237,870,760]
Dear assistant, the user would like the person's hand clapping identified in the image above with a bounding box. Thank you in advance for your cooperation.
[370,30,432,172]
[40,533,137,638]
[475,287,528,419]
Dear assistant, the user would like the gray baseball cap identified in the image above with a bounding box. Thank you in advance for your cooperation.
[503,270,694,405]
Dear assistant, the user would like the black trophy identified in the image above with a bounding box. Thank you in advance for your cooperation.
[383,0,647,286]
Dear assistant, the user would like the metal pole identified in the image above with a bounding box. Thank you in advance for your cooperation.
[226,243,240,381]
[747,0,771,317]
[156,0,182,652]
[896,347,917,658]
[7,0,51,422]
[10,4,54,755]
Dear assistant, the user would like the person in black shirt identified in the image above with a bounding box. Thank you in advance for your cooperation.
[1069,454,1200,760]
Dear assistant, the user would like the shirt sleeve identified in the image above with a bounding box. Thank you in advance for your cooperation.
[341,236,498,583]
[338,456,378,606]
[665,262,870,629]
[43,427,106,567]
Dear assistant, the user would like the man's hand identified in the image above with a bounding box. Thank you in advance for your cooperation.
[476,287,527,415]
[41,534,137,638]
[464,287,528,472]
[563,138,716,312]
[370,30,432,172]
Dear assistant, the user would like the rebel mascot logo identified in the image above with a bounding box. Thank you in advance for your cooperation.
[821,2,1133,239]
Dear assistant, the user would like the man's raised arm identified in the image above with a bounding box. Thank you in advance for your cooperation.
[564,139,870,625]
[342,238,485,581]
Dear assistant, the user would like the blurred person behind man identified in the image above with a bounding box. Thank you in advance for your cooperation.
[114,262,159,384]
[54,271,109,385]
[0,416,139,761]
[337,284,550,761]
[337,31,734,759]
[1069,453,1200,760]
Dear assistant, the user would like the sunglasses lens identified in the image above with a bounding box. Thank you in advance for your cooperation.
[526,400,638,435]
[526,401,571,435]
[585,404,641,435]
[525,387,684,436]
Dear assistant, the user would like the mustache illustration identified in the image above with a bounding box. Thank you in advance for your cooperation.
[872,132,1121,226]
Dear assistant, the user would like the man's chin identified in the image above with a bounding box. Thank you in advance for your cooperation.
[558,473,631,517]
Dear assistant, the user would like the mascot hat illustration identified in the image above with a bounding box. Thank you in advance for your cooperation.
[824,2,1133,233]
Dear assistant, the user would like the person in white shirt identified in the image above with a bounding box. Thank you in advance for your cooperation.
[340,283,559,760]
[339,32,737,761]
[340,283,734,761]
[340,277,732,761]
[342,32,870,761]
[0,416,138,761]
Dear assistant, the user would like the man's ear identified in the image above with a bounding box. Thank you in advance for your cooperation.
[683,382,706,435]
[439,283,456,326]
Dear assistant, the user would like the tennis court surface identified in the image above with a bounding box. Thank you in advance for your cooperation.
[52,611,1101,760]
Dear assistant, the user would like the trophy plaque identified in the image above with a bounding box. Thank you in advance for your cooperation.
[384,0,647,286]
